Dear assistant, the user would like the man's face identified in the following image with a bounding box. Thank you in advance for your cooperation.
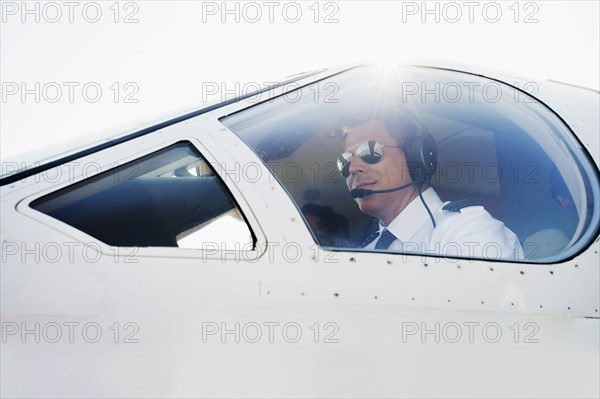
[344,120,413,224]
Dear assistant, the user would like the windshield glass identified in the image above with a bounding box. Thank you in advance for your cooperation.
[221,66,599,263]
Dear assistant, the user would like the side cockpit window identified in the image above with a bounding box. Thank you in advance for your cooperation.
[31,142,255,249]
[222,66,599,263]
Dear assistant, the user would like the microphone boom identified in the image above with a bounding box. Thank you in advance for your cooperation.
[351,182,416,198]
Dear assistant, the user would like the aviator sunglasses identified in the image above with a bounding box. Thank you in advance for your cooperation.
[337,140,401,178]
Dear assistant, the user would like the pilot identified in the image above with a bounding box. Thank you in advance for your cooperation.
[337,109,523,260]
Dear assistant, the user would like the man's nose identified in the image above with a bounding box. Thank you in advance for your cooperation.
[348,155,368,177]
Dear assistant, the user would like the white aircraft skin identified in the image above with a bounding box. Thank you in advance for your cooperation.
[1,64,599,398]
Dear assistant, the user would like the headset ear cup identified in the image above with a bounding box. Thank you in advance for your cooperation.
[404,136,423,183]
[404,134,437,182]
[420,134,438,180]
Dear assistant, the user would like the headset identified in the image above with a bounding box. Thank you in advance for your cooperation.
[402,129,438,184]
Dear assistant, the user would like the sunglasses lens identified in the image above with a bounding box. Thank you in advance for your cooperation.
[358,141,382,164]
[337,141,384,177]
[337,152,352,177]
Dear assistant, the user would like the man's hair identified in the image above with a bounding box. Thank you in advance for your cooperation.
[380,108,422,147]
[342,106,423,148]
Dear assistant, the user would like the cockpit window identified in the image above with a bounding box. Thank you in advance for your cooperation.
[221,66,599,263]
[31,142,255,249]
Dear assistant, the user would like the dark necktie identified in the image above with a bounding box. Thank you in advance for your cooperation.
[375,229,397,250]
[360,218,380,248]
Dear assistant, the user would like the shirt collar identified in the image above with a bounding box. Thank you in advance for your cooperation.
[381,187,443,242]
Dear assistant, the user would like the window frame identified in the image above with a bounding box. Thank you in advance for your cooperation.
[18,136,267,261]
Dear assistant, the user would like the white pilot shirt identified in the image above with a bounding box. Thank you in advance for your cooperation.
[365,187,524,261]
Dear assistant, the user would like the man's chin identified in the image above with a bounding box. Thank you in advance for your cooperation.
[357,197,380,218]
